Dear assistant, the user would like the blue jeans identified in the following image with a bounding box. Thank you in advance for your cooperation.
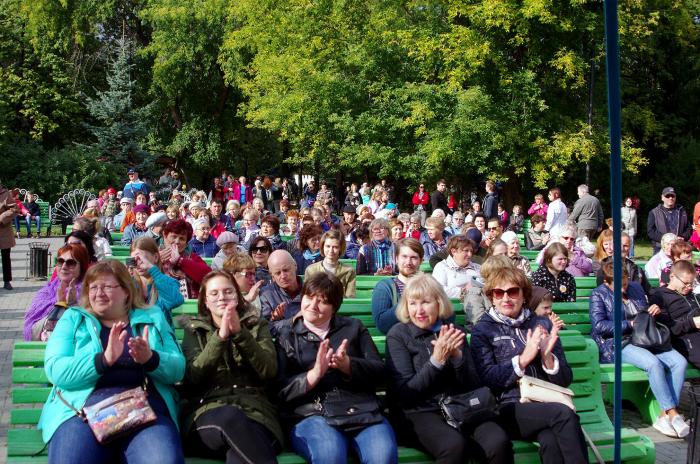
[290,415,398,464]
[48,414,184,464]
[26,215,41,236]
[622,344,687,411]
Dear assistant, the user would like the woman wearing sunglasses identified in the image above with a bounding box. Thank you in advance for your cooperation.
[471,266,588,464]
[249,236,273,287]
[24,244,89,340]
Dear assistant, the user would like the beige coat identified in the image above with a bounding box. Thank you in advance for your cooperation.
[304,260,357,297]
[0,186,17,250]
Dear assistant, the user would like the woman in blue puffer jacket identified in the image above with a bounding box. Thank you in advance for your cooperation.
[39,260,185,463]
[589,260,688,439]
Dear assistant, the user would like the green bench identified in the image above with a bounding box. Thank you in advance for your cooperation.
[9,305,655,463]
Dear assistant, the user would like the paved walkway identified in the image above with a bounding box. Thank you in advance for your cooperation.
[0,237,693,462]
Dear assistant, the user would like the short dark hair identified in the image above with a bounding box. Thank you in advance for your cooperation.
[298,224,323,252]
[601,260,630,284]
[671,260,696,278]
[163,219,193,242]
[531,214,546,225]
[64,230,97,262]
[248,236,272,255]
[210,199,223,206]
[395,237,424,260]
[302,272,344,312]
[261,215,280,234]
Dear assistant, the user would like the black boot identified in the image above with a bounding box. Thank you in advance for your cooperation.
[3,282,12,290]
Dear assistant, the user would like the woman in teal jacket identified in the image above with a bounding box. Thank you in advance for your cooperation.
[39,260,186,464]
[129,235,185,326]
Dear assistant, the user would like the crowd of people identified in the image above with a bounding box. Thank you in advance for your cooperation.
[3,169,700,462]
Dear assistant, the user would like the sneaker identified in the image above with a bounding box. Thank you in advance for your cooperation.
[3,282,12,291]
[671,415,690,438]
[653,416,678,438]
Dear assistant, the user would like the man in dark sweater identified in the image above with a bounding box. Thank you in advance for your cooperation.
[647,187,692,254]
[430,179,450,214]
[482,181,499,220]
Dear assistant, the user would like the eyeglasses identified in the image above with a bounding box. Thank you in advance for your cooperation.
[206,288,237,300]
[56,258,78,268]
[88,284,122,294]
[673,274,694,289]
[491,287,522,299]
[238,271,256,279]
[251,246,270,253]
[487,226,500,231]
[419,186,424,189]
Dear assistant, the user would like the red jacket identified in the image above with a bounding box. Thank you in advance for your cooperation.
[178,252,211,299]
[412,191,430,208]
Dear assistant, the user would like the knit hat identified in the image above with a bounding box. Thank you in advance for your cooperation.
[465,227,482,246]
[120,197,134,205]
[192,218,209,230]
[216,231,239,247]
[145,211,167,229]
[133,204,150,215]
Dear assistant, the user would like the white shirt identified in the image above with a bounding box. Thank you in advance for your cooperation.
[644,251,672,279]
[432,256,481,299]
[545,198,568,238]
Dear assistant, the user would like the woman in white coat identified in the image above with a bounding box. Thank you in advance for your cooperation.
[621,197,637,257]
[431,235,480,299]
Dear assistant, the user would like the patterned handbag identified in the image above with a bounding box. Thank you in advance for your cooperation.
[57,382,156,443]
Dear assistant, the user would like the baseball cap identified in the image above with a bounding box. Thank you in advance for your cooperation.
[662,187,676,196]
[127,168,137,174]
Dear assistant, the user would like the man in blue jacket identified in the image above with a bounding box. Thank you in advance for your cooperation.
[122,168,150,199]
[372,238,423,334]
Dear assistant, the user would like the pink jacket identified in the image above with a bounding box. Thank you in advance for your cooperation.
[527,202,548,217]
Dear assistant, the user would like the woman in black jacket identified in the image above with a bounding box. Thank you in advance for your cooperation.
[386,274,511,464]
[274,272,397,464]
[471,266,588,464]
[653,260,700,369]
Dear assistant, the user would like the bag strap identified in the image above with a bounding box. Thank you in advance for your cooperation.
[581,427,605,464]
[56,389,86,421]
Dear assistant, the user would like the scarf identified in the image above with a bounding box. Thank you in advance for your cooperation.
[488,306,531,328]
[371,238,393,270]
[23,279,83,341]
[303,249,321,261]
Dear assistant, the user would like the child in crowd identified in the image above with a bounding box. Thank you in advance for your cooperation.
[101,188,118,231]
[509,204,524,233]
[497,202,509,229]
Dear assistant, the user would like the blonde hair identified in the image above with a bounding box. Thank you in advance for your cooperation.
[79,261,147,314]
[395,274,453,324]
[223,252,256,274]
[480,255,514,281]
[425,216,445,230]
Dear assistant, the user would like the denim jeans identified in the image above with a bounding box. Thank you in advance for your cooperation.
[622,344,687,411]
[26,215,41,236]
[48,414,184,464]
[290,415,398,464]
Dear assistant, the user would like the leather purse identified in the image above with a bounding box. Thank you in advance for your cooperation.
[320,388,383,432]
[519,375,576,411]
[630,311,672,354]
[58,383,156,443]
[438,386,498,430]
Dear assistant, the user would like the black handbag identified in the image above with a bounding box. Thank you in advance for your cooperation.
[321,388,383,432]
[630,311,672,354]
[438,386,498,430]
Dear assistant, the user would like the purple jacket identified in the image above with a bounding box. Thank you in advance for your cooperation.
[23,279,82,341]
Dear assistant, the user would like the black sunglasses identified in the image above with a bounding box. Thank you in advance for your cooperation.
[251,246,271,253]
[57,258,78,268]
[664,194,676,199]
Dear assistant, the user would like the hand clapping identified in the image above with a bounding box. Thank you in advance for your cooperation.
[431,324,465,364]
[104,322,153,366]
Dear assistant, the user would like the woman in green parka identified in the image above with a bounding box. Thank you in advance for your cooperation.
[181,270,282,463]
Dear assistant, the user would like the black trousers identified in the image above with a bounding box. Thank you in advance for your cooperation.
[404,410,513,464]
[498,402,588,464]
[1,248,11,283]
[187,405,280,464]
